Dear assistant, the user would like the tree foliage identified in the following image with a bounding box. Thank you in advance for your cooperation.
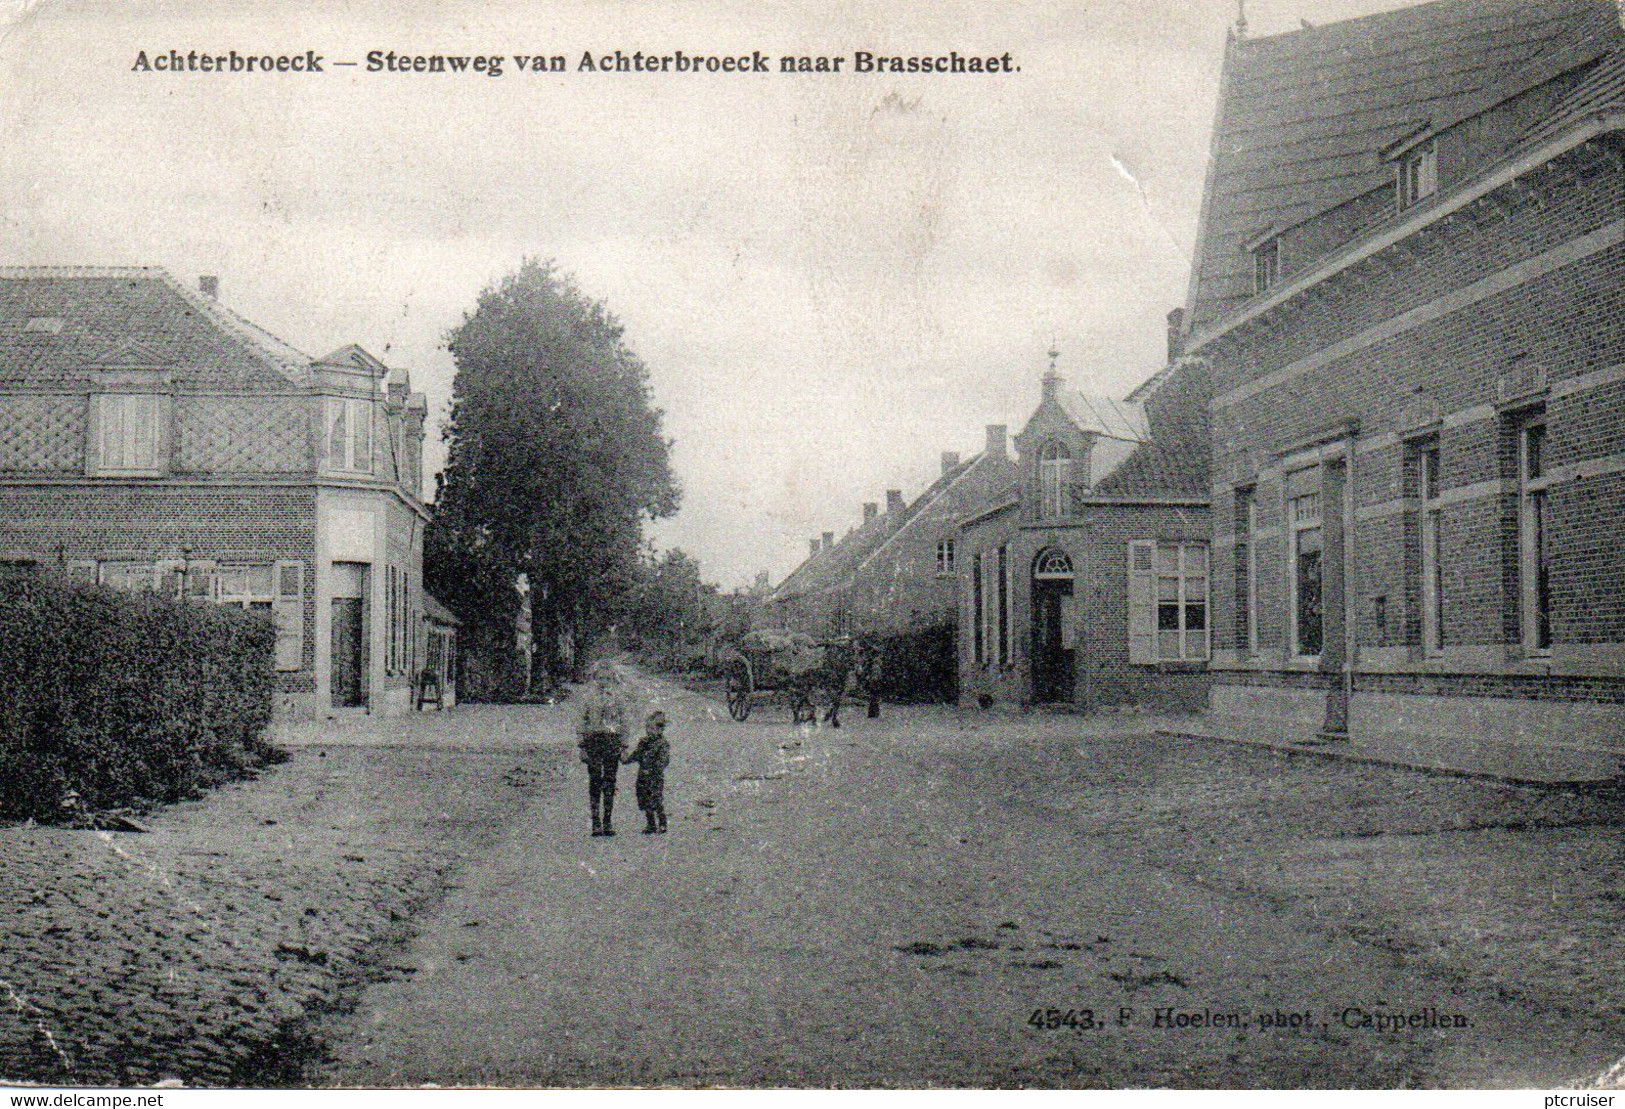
[615,547,716,652]
[426,259,679,688]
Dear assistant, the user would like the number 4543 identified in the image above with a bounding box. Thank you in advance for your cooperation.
[1028,1008,1098,1030]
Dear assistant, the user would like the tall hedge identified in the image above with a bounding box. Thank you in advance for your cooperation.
[875,624,959,704]
[0,577,281,823]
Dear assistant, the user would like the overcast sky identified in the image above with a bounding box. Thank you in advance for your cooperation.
[0,0,1427,587]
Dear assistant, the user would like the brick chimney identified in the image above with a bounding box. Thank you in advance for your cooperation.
[886,489,905,514]
[809,538,820,558]
[822,531,835,551]
[1166,306,1186,364]
[198,275,219,299]
[940,451,961,475]
[985,424,1008,459]
[863,502,878,523]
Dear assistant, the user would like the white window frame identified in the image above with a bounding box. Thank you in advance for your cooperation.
[1288,487,1324,661]
[1155,543,1209,663]
[1245,496,1260,655]
[1419,445,1444,657]
[1038,441,1071,520]
[1398,140,1438,210]
[99,561,160,593]
[92,393,165,476]
[214,564,275,612]
[1253,237,1280,294]
[325,397,375,474]
[1518,421,1552,656]
[1129,541,1208,663]
[936,538,956,577]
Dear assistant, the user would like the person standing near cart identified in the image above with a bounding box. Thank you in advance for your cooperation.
[579,666,629,836]
[858,639,884,719]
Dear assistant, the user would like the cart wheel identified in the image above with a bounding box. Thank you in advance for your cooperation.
[726,661,752,722]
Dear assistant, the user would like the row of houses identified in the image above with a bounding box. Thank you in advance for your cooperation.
[0,267,459,716]
[768,0,1625,766]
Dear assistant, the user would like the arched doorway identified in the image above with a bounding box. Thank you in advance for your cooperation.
[1032,547,1075,704]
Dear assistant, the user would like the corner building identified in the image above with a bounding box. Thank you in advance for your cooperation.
[1185,0,1625,769]
[0,267,449,717]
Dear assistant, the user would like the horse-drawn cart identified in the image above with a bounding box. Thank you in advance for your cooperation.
[722,629,853,724]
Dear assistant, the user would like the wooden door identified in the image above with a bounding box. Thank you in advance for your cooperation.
[1031,578,1075,703]
[331,597,366,707]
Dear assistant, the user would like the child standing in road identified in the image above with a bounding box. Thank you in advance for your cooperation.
[624,710,670,834]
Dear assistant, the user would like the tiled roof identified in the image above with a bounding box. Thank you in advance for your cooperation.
[1055,389,1148,442]
[1088,437,1209,499]
[773,453,983,601]
[0,267,312,389]
[1185,0,1622,333]
[1521,43,1625,147]
[1091,358,1211,499]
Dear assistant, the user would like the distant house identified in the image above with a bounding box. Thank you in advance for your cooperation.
[764,425,1016,695]
[0,266,452,716]
[957,355,1211,712]
[1186,0,1625,763]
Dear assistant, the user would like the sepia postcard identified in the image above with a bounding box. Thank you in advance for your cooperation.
[2,0,1625,1094]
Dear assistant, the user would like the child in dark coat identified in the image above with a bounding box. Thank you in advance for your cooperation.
[623,710,670,834]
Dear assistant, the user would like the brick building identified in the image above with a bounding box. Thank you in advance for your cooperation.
[767,424,1015,641]
[1186,0,1625,769]
[0,266,450,717]
[957,355,1211,712]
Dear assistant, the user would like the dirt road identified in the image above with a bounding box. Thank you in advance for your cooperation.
[319,670,1625,1088]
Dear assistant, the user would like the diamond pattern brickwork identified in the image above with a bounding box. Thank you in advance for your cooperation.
[0,394,84,472]
[177,397,309,473]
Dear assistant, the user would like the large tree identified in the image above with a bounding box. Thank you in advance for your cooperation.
[426,259,679,693]
[615,547,716,654]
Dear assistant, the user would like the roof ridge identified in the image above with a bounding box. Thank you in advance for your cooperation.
[150,270,313,384]
[0,265,167,278]
[853,451,990,574]
[1240,0,1584,48]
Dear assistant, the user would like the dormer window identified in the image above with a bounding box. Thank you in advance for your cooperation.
[1252,236,1280,294]
[1398,140,1438,210]
[325,397,374,473]
[1038,440,1072,519]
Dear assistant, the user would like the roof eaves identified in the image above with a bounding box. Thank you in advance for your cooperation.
[853,453,986,573]
[1188,110,1625,353]
[152,270,314,386]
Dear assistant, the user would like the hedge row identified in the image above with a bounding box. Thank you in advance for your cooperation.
[0,576,282,823]
[873,624,958,704]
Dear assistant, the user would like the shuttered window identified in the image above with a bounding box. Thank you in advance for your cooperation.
[997,545,1011,666]
[971,553,985,664]
[273,561,304,671]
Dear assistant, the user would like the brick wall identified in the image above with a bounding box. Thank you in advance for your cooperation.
[958,502,1211,711]
[1205,133,1625,709]
[849,454,1016,638]
[0,483,318,692]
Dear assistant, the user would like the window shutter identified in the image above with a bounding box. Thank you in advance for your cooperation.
[998,546,1011,666]
[273,560,305,671]
[1127,540,1156,664]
